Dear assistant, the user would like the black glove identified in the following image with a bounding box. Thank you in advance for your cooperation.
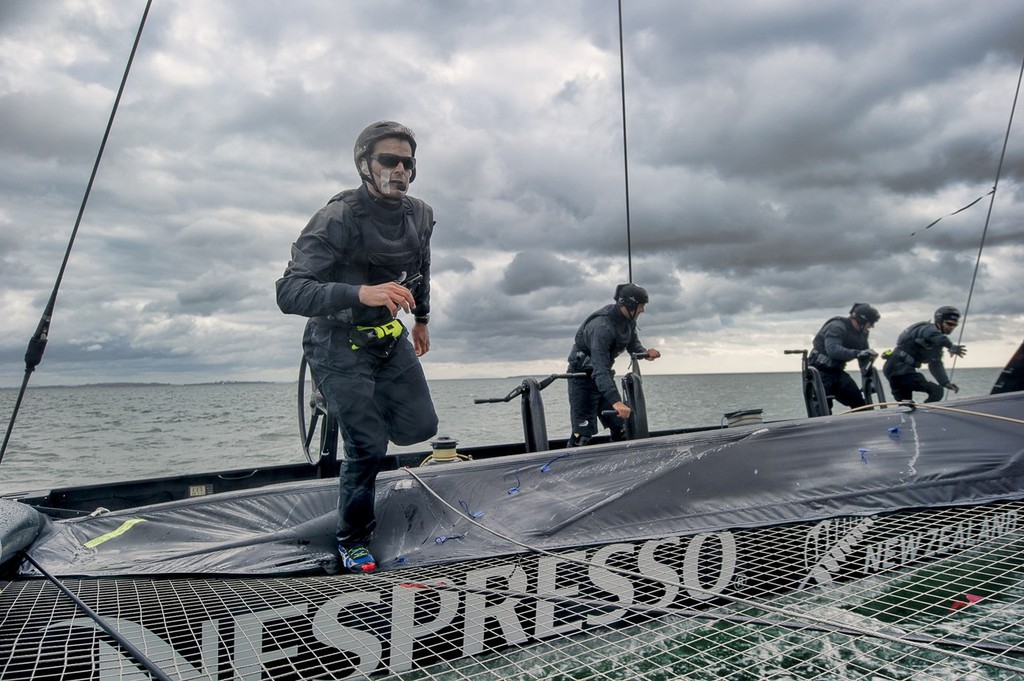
[949,344,967,358]
[945,383,960,393]
[858,349,879,360]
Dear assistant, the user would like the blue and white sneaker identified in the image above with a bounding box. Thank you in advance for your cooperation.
[338,545,376,573]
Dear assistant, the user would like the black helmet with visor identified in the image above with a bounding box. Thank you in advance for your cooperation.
[353,120,417,183]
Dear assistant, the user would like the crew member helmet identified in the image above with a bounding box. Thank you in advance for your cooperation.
[849,302,880,326]
[934,306,961,325]
[353,120,417,182]
[615,283,649,312]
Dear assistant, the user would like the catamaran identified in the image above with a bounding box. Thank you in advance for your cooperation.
[2,2,1024,678]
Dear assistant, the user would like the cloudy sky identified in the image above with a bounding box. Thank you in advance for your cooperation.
[1,0,1022,388]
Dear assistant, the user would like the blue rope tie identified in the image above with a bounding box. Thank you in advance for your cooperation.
[540,452,573,472]
[507,469,522,495]
[459,500,484,519]
[435,534,465,544]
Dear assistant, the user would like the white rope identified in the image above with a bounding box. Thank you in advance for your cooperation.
[400,466,1024,675]
[846,400,1024,426]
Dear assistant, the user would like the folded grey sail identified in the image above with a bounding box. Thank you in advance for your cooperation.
[992,338,1024,394]
[17,391,1024,578]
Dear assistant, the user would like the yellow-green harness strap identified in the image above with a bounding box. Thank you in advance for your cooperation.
[83,518,147,548]
[350,319,404,350]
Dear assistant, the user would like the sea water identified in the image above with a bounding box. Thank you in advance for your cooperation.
[0,368,1005,495]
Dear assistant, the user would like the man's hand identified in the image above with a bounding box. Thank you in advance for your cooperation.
[412,322,430,357]
[612,401,632,419]
[358,282,416,317]
[858,348,879,360]
[645,348,662,360]
[949,344,967,358]
[946,383,960,393]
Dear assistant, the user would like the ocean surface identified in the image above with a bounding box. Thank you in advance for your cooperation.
[0,367,1005,495]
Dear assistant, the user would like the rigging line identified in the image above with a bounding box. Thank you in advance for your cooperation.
[910,190,994,236]
[617,0,633,283]
[366,563,1024,661]
[0,0,154,468]
[845,401,1024,425]
[400,466,1024,673]
[380,576,1024,661]
[19,551,175,681]
[952,52,1024,380]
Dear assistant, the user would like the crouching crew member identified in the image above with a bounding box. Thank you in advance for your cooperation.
[883,306,967,403]
[566,283,661,447]
[807,303,880,413]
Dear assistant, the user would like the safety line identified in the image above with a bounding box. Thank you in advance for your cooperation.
[376,561,1024,659]
[846,401,1024,426]
[401,466,1024,675]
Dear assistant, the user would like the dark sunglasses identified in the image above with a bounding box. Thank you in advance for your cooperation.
[373,153,416,170]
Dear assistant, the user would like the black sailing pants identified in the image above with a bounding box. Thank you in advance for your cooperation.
[305,321,438,548]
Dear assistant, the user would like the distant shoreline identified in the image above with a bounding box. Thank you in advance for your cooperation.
[1,367,1005,391]
[3,380,278,390]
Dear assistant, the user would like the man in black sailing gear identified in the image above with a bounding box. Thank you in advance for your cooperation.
[807,303,880,413]
[884,306,967,403]
[276,121,439,574]
[566,283,661,447]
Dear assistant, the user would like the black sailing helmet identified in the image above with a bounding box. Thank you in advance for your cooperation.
[615,283,649,313]
[934,305,961,325]
[849,302,880,326]
[353,120,417,183]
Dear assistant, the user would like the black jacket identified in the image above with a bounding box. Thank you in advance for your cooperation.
[567,304,646,405]
[808,316,869,372]
[884,321,955,386]
[276,185,433,328]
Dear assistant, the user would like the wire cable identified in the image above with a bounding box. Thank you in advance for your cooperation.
[400,465,1024,675]
[951,53,1024,385]
[0,0,154,468]
[617,0,633,283]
